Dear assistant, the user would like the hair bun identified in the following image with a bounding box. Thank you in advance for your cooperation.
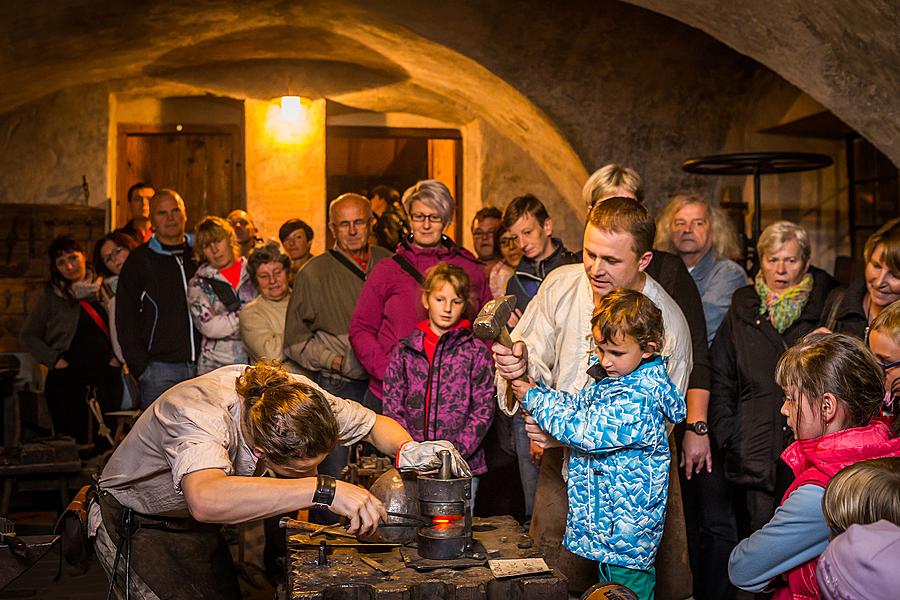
[236,361,292,406]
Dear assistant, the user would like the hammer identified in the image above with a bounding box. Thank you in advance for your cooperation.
[473,295,526,414]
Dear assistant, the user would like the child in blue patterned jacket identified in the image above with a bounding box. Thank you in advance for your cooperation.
[511,288,686,600]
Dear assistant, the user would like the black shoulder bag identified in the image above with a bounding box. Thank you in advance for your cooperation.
[201,277,240,312]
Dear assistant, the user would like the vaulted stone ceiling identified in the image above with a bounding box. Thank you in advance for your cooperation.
[1,0,897,170]
[624,0,900,166]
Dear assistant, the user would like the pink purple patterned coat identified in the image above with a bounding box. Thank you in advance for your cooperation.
[383,325,495,475]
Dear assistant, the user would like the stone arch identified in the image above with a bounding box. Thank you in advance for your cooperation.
[624,0,900,166]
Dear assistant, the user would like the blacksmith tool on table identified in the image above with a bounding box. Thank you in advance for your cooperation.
[277,517,357,539]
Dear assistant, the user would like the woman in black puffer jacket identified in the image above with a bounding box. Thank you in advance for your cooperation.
[706,221,838,594]
[820,217,900,338]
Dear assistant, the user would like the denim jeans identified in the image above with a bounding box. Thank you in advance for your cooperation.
[139,361,196,409]
[513,411,539,518]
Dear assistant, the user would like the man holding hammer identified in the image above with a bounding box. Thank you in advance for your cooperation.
[491,197,693,593]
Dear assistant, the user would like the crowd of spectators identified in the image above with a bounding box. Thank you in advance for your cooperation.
[18,168,900,600]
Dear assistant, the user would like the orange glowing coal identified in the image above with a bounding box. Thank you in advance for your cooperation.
[430,515,462,530]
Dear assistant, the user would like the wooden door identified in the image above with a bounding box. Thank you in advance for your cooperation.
[325,126,462,247]
[117,126,244,233]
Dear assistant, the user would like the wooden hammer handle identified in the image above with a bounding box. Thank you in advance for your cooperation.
[496,328,529,382]
[494,327,527,413]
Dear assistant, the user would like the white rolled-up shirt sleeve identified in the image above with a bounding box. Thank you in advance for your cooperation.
[158,404,236,494]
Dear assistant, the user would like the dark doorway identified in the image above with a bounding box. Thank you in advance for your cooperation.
[116,124,245,233]
[325,126,462,248]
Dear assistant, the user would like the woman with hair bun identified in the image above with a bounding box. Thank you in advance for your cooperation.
[93,361,472,599]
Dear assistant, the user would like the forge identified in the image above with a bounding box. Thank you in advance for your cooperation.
[283,458,566,599]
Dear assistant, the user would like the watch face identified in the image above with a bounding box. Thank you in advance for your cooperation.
[692,421,709,435]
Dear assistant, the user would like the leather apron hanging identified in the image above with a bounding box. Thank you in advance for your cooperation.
[99,492,242,600]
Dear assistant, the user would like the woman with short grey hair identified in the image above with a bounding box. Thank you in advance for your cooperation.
[707,220,838,597]
[350,179,492,412]
[402,179,456,225]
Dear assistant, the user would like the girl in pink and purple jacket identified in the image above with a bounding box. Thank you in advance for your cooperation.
[350,180,491,408]
[382,263,495,478]
[728,333,900,599]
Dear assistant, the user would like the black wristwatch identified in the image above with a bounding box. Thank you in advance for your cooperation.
[686,421,709,436]
[313,475,337,506]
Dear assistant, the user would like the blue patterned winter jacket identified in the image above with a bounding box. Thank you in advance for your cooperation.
[521,356,686,570]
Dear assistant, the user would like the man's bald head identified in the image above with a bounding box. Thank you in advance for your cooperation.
[150,189,187,245]
[329,194,373,256]
[150,189,186,213]
[329,193,372,224]
[227,209,257,244]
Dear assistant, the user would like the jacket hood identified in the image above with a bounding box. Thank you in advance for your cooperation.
[396,235,481,272]
[195,256,248,280]
[148,233,195,256]
[403,319,473,351]
[829,277,867,321]
[515,238,571,278]
[594,356,685,423]
[781,421,900,479]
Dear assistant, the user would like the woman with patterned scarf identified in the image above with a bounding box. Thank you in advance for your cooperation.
[704,221,839,597]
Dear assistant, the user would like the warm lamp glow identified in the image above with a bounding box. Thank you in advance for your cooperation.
[266,96,314,144]
[280,96,303,122]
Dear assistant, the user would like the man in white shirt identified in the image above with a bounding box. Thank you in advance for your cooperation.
[493,196,692,591]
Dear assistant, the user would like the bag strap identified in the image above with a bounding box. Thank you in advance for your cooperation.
[202,277,241,312]
[328,249,367,282]
[392,254,425,285]
[79,300,110,338]
[824,288,846,331]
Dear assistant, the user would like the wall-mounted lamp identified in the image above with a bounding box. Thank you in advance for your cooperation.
[265,96,314,144]
[280,96,304,122]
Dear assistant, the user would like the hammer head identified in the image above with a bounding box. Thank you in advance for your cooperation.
[473,295,516,340]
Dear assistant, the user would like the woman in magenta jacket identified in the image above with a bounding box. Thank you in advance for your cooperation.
[350,180,492,411]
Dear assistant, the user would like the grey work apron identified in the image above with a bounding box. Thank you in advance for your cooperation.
[98,491,241,600]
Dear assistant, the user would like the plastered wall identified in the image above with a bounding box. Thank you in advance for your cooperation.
[0,86,109,212]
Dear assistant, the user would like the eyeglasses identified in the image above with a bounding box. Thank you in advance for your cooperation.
[499,236,519,247]
[410,213,443,223]
[878,359,900,374]
[102,246,126,264]
[334,219,369,230]
[472,229,497,239]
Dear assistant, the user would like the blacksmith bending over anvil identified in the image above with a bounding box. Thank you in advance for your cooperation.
[88,361,471,600]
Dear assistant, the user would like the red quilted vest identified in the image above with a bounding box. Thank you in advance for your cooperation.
[772,421,900,600]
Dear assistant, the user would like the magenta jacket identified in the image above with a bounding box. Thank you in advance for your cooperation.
[349,237,492,399]
[383,322,495,475]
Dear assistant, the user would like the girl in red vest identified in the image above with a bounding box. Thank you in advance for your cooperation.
[728,333,900,599]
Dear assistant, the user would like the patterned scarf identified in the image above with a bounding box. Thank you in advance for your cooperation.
[755,271,814,333]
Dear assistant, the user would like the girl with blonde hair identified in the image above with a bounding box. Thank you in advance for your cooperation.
[188,215,259,374]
